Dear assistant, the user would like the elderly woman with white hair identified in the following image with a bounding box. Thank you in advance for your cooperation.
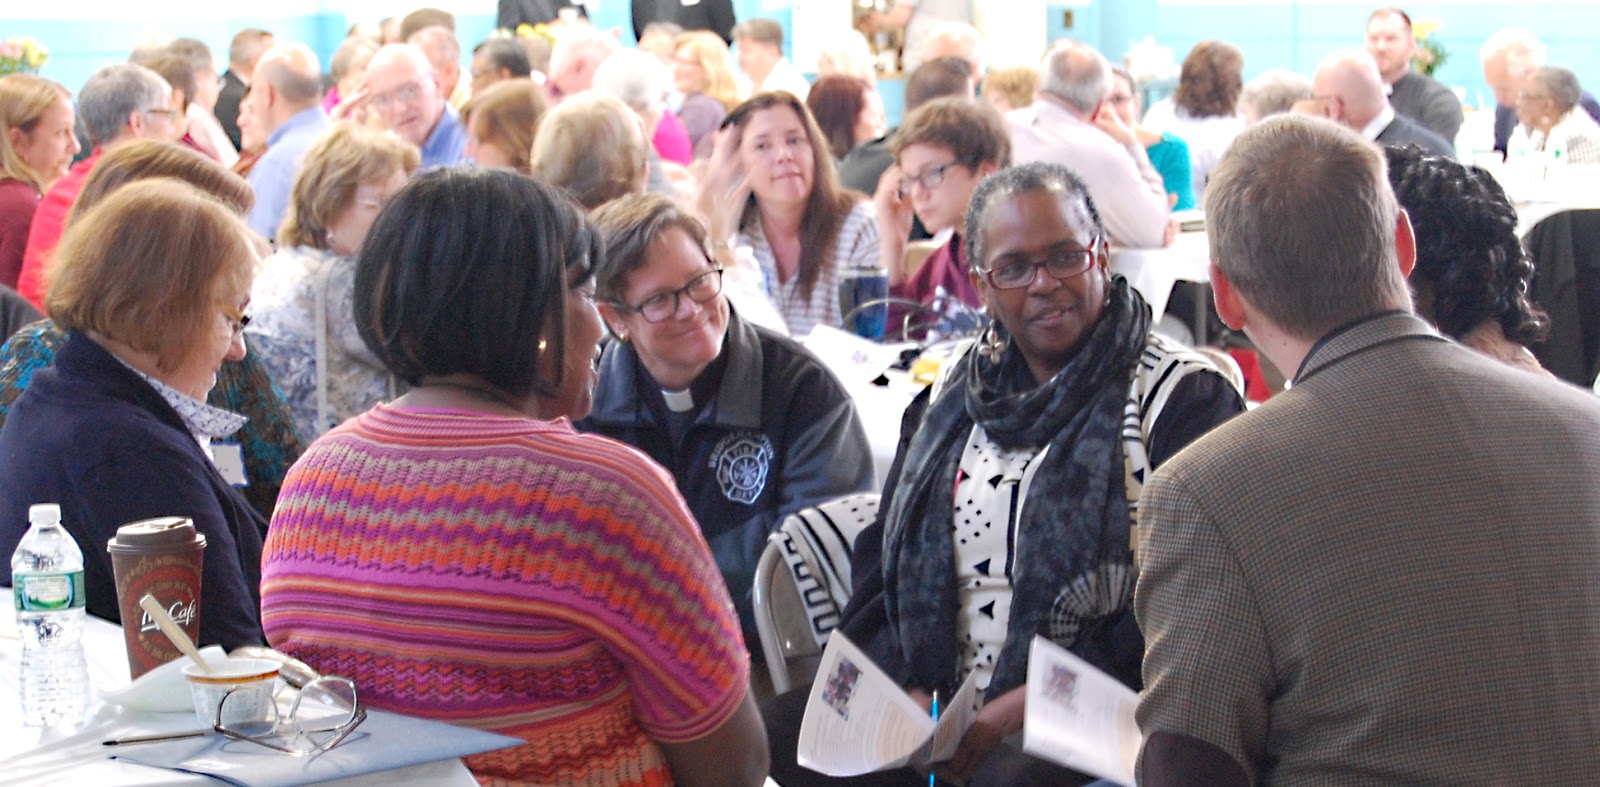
[1511,66,1600,164]
[592,47,695,166]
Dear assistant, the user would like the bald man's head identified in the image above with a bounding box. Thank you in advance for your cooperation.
[247,42,323,134]
[1311,49,1387,130]
[365,44,446,145]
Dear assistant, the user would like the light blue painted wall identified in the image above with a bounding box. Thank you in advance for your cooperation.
[1049,1,1600,113]
[8,1,1598,121]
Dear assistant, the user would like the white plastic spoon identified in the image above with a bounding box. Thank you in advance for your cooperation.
[138,594,213,676]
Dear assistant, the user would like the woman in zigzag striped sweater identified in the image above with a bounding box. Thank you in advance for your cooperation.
[260,168,768,786]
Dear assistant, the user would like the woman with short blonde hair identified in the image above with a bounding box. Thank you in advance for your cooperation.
[0,74,78,289]
[531,93,650,210]
[671,31,739,158]
[249,122,419,440]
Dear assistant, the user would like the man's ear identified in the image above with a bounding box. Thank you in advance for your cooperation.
[1394,207,1417,280]
[1210,262,1248,332]
[596,301,627,339]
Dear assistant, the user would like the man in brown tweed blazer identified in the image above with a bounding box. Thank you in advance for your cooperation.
[1133,114,1600,785]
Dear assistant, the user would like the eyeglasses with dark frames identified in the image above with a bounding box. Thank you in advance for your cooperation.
[612,266,723,323]
[215,675,366,756]
[979,237,1101,290]
[897,161,958,199]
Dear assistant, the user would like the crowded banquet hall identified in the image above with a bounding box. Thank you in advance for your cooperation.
[3,2,1599,785]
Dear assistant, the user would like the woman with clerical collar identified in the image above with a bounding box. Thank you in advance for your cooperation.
[580,192,875,645]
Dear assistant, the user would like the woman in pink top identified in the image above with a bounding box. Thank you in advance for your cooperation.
[260,168,769,785]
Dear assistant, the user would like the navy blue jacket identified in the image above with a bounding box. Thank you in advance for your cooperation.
[0,334,266,649]
[580,311,874,636]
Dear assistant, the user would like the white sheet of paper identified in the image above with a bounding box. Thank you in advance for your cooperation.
[802,324,911,385]
[797,632,931,776]
[1021,636,1142,786]
[795,632,982,777]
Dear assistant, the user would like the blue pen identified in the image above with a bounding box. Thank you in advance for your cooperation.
[929,691,940,787]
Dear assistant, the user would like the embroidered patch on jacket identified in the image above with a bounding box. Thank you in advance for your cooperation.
[709,432,775,504]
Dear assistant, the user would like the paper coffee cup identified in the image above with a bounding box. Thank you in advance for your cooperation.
[108,517,206,679]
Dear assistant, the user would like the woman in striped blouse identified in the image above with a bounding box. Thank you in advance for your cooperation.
[260,168,768,786]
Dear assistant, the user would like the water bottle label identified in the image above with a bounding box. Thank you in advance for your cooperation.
[14,571,86,612]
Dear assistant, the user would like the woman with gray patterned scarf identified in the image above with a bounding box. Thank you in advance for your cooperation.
[763,162,1243,786]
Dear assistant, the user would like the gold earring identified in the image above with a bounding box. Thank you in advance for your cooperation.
[538,339,547,352]
[977,323,1006,363]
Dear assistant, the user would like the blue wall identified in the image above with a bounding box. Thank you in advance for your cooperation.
[1049,1,1600,112]
[8,1,1599,118]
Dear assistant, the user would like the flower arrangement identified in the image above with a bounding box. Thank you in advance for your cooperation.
[1411,17,1447,77]
[0,37,49,77]
[513,23,558,45]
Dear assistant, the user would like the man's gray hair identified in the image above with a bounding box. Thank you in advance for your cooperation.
[592,49,668,113]
[258,42,323,105]
[1529,66,1582,114]
[1479,28,1546,80]
[1206,114,1409,340]
[167,38,215,74]
[1239,68,1313,122]
[78,63,170,146]
[1038,41,1111,114]
[964,161,1102,272]
[549,23,622,78]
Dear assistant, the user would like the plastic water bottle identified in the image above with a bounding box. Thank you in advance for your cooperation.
[11,503,88,726]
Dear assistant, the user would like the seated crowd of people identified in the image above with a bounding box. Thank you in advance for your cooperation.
[1,4,1598,785]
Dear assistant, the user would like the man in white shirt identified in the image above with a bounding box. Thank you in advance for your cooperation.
[731,18,809,100]
[1302,49,1453,158]
[1006,40,1171,249]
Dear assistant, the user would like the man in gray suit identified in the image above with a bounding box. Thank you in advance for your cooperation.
[1134,114,1600,784]
[1304,49,1454,157]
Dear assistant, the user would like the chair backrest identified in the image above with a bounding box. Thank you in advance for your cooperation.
[752,493,880,694]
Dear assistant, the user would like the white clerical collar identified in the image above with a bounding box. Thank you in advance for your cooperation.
[1361,105,1396,142]
[662,388,695,413]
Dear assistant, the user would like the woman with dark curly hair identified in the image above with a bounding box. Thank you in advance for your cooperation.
[1141,40,1245,204]
[1385,145,1552,376]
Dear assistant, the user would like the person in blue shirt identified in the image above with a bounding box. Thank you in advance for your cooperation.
[243,42,329,241]
[362,44,468,169]
[1109,66,1195,211]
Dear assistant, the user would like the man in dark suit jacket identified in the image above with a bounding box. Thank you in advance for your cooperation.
[1134,114,1600,785]
[216,28,274,150]
[1306,48,1453,157]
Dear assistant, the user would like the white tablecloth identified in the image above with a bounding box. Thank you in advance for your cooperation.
[1110,230,1212,324]
[0,589,477,786]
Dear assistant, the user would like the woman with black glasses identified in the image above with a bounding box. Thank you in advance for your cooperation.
[580,192,874,647]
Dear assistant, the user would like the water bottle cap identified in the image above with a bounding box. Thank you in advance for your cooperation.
[28,503,61,527]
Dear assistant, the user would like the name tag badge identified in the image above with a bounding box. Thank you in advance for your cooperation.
[214,442,249,487]
[682,0,701,6]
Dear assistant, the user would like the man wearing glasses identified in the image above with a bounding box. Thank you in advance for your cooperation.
[17,64,180,309]
[1298,49,1454,158]
[1006,41,1172,250]
[361,44,467,168]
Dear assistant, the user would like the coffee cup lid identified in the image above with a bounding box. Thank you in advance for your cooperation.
[107,516,206,551]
